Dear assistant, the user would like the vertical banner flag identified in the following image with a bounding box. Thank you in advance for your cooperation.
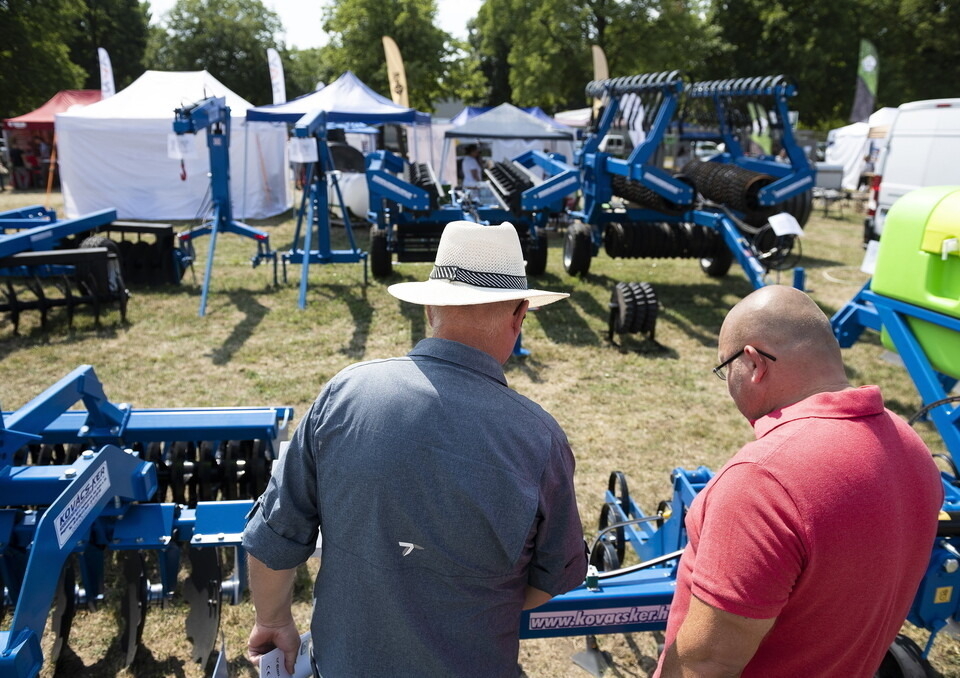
[849,39,878,123]
[97,48,115,99]
[382,36,410,108]
[267,47,286,104]
[591,45,609,119]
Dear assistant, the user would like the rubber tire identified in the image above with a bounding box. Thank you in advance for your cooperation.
[525,230,548,276]
[77,235,126,297]
[700,241,734,278]
[563,223,592,276]
[874,635,934,678]
[369,228,392,279]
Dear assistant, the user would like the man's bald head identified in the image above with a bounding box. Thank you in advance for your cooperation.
[719,286,849,419]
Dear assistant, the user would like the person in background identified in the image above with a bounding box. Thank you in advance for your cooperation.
[656,285,942,678]
[243,220,587,677]
[460,143,484,188]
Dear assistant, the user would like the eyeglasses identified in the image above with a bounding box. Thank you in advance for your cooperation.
[712,347,777,380]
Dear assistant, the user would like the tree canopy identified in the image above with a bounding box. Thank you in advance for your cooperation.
[2,0,960,130]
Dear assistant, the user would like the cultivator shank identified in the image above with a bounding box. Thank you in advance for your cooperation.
[0,366,293,676]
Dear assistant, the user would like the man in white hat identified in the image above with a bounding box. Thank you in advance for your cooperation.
[243,221,587,677]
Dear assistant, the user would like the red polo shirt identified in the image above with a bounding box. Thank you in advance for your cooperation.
[656,386,942,677]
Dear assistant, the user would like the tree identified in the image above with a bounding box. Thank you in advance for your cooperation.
[318,0,484,112]
[68,0,150,92]
[471,0,714,112]
[0,0,88,119]
[147,0,283,105]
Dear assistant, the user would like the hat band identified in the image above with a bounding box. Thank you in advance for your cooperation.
[430,265,528,290]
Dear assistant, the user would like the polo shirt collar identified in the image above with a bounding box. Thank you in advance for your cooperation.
[752,385,885,439]
[408,337,508,386]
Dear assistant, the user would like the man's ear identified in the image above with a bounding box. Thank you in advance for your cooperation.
[511,300,529,335]
[744,345,771,383]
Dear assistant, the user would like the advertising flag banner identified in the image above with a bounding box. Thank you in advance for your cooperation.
[267,47,286,104]
[382,36,409,109]
[98,47,115,99]
[849,39,878,122]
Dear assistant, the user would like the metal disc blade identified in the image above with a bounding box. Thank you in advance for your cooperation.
[49,561,77,665]
[119,551,148,667]
[183,546,222,666]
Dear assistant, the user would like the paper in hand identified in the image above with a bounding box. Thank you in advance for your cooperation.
[259,632,312,678]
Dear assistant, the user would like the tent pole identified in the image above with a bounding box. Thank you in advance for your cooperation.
[45,132,58,208]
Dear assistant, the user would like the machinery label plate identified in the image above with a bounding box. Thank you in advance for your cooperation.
[528,603,670,631]
[54,463,111,549]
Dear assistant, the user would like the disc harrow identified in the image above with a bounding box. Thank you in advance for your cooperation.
[0,365,294,676]
[568,69,814,294]
[0,207,130,333]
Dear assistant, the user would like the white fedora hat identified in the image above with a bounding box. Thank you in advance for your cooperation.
[387,221,569,307]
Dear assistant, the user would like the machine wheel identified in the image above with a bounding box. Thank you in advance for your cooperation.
[597,503,626,566]
[369,228,392,279]
[874,634,934,678]
[589,539,622,572]
[525,229,548,276]
[77,235,126,297]
[699,242,734,278]
[563,223,593,276]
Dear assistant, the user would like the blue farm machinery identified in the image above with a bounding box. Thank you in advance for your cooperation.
[0,365,293,676]
[566,73,814,342]
[364,147,578,279]
[513,185,960,677]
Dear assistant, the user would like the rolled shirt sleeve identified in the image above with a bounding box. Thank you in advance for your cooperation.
[242,398,323,570]
[527,433,588,596]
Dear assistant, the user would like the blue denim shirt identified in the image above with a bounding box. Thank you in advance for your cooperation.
[243,338,587,677]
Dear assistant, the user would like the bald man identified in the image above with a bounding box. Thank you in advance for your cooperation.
[655,285,943,678]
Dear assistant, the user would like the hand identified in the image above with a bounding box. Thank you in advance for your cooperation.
[247,619,303,675]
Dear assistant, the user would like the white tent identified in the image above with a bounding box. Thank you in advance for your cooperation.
[825,107,897,190]
[56,70,290,220]
[440,103,575,183]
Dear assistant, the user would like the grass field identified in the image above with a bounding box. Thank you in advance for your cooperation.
[2,186,958,676]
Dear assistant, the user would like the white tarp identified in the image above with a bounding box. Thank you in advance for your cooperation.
[825,121,869,190]
[56,70,290,220]
[824,107,897,190]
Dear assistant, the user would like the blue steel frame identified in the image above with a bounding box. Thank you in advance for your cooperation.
[172,97,278,317]
[365,149,575,258]
[831,281,960,656]
[573,73,813,290]
[0,366,293,677]
[283,109,368,309]
[520,466,711,639]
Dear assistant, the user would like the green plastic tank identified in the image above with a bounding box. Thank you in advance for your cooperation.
[872,185,960,378]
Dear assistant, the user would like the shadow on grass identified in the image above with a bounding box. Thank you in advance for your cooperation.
[653,279,753,348]
[312,284,374,360]
[209,291,269,365]
[55,643,190,678]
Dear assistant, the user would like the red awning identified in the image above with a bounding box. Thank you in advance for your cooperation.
[3,90,102,130]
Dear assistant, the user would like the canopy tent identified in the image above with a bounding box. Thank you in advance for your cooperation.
[554,107,592,128]
[55,70,289,220]
[441,103,575,184]
[246,70,431,125]
[3,90,102,132]
[825,107,897,190]
[448,105,566,129]
[247,71,431,217]
[3,90,102,188]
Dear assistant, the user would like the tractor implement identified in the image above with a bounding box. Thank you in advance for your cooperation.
[0,365,293,676]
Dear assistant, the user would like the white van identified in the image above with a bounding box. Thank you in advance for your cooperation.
[865,98,960,242]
